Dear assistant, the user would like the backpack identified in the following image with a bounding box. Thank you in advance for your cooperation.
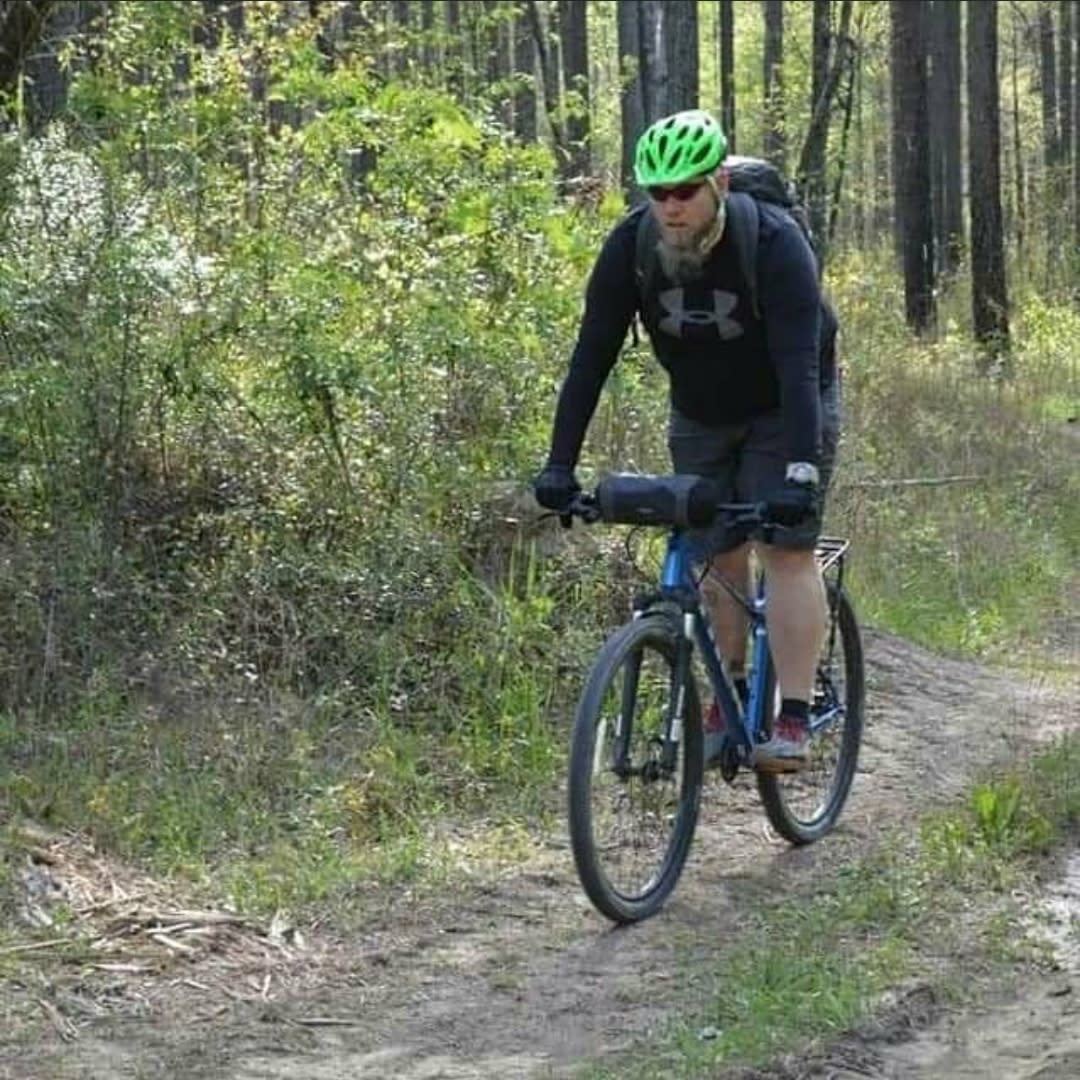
[633,155,820,323]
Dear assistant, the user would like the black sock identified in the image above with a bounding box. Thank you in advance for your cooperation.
[780,698,809,722]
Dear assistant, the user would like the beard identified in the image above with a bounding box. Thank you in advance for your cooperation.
[655,199,726,285]
[656,228,710,283]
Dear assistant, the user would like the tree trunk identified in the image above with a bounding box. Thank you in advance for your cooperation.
[1074,0,1080,254]
[663,0,697,114]
[853,24,867,247]
[890,0,936,334]
[558,0,590,177]
[873,56,892,245]
[718,0,735,152]
[617,0,644,195]
[1012,14,1027,255]
[22,0,77,132]
[638,0,668,124]
[309,0,336,68]
[445,0,465,95]
[828,35,858,254]
[929,0,964,274]
[526,0,569,175]
[1039,4,1063,280]
[1059,2,1073,172]
[762,0,785,169]
[512,1,537,142]
[798,0,854,260]
[967,0,1010,362]
[420,0,437,73]
[483,1,513,128]
[1040,4,1059,167]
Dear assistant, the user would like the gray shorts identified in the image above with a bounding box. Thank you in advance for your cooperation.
[667,379,841,554]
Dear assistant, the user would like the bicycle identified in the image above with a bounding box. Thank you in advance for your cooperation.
[560,472,865,924]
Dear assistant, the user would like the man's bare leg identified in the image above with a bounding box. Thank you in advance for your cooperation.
[756,546,827,703]
[743,545,827,771]
[701,544,752,684]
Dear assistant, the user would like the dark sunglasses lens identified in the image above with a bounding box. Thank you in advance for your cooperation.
[648,183,700,202]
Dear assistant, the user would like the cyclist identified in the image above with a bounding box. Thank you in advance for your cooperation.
[533,109,840,773]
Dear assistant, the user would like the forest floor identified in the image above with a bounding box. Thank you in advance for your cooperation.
[1,626,1077,1080]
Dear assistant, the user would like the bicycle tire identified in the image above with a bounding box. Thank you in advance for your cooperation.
[756,583,865,845]
[568,613,704,923]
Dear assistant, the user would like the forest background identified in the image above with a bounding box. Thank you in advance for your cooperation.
[0,0,1075,921]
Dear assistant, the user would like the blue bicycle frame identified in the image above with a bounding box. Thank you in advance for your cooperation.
[657,530,767,757]
[656,527,848,757]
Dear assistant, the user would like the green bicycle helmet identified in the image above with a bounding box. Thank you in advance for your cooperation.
[634,110,728,187]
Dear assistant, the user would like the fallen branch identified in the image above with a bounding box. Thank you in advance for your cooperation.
[75,892,147,917]
[37,998,79,1042]
[0,937,71,956]
[149,932,198,955]
[841,472,1032,490]
[290,1016,359,1028]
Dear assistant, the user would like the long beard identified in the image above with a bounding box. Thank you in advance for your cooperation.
[656,200,726,285]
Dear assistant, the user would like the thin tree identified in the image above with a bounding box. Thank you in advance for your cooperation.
[808,0,831,211]
[638,1,668,123]
[482,1,513,128]
[558,0,590,178]
[967,0,1010,363]
[798,0,855,264]
[512,1,537,142]
[445,0,465,96]
[890,0,936,334]
[663,0,697,113]
[1059,3,1073,201]
[827,27,859,253]
[763,0,785,168]
[616,0,644,194]
[1075,0,1080,254]
[1040,3,1059,168]
[526,0,570,179]
[22,0,79,131]
[718,0,735,152]
[420,0,437,73]
[1011,10,1027,255]
[1038,1,1062,277]
[928,0,964,274]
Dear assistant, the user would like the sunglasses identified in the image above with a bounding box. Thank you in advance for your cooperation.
[646,181,706,203]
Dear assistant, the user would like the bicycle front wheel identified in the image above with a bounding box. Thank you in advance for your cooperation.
[756,583,865,845]
[568,613,704,924]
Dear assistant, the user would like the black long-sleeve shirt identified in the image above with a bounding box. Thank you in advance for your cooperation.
[547,201,836,469]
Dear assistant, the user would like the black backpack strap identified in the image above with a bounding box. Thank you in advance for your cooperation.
[631,207,660,349]
[634,208,659,304]
[725,191,761,320]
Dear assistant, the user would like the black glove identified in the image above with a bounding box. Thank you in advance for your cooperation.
[765,479,818,527]
[533,463,581,512]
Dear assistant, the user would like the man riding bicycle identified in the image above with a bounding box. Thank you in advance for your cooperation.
[533,109,841,773]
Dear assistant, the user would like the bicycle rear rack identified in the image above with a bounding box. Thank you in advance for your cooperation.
[815,536,850,574]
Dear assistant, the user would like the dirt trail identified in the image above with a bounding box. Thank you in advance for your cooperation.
[1,628,1076,1080]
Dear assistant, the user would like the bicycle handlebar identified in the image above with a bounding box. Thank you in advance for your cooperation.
[559,489,771,532]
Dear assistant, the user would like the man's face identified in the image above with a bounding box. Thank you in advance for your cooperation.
[649,169,726,248]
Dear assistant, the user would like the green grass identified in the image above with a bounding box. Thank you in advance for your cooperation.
[582,735,1080,1079]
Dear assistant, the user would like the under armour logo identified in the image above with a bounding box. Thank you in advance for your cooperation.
[658,289,744,340]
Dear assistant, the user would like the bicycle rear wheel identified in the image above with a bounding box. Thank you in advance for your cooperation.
[568,613,704,924]
[756,583,865,844]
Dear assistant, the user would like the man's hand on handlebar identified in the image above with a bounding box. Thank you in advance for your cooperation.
[533,463,581,513]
